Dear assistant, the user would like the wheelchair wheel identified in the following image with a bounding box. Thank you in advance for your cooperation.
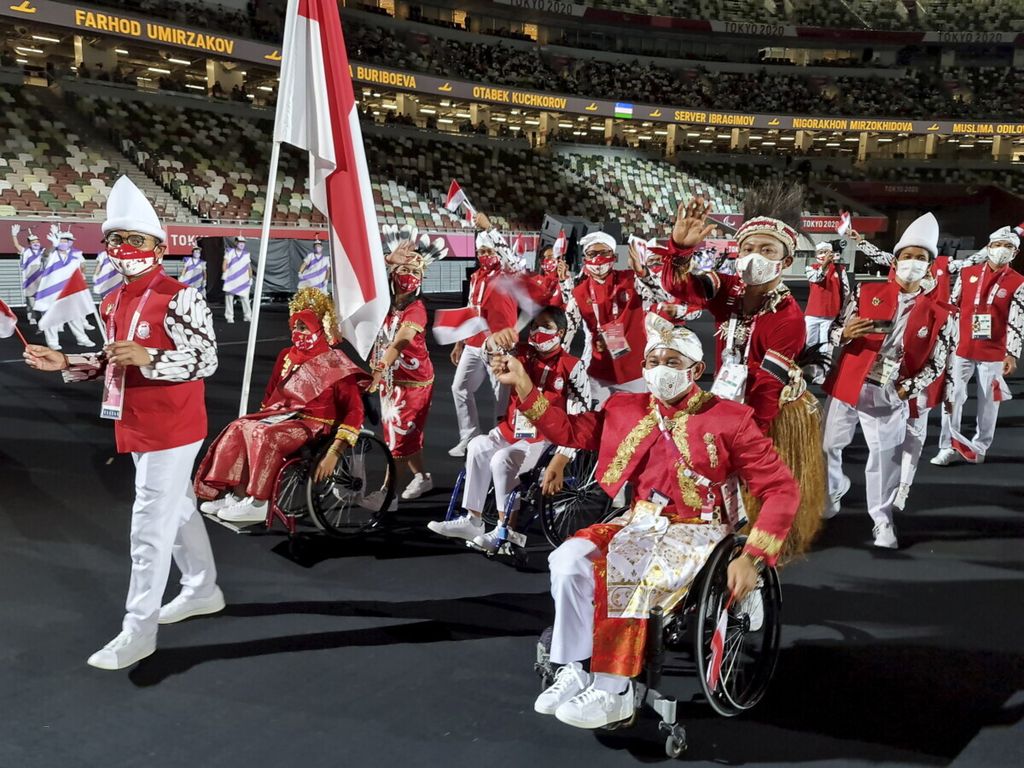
[274,457,311,518]
[539,449,612,547]
[481,487,500,528]
[693,536,782,717]
[307,432,396,536]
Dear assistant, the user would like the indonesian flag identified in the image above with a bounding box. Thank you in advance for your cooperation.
[445,179,476,216]
[838,211,852,236]
[274,0,388,358]
[993,375,1012,403]
[0,298,19,339]
[949,427,980,463]
[513,233,526,259]
[38,270,94,332]
[432,307,489,345]
[705,596,732,692]
[552,229,567,259]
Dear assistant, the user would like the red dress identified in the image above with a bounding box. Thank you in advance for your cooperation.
[520,385,798,677]
[374,299,434,458]
[194,348,367,500]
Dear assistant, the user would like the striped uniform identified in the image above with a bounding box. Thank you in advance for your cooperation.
[223,248,252,296]
[20,245,45,300]
[34,248,93,348]
[179,255,207,295]
[297,250,329,290]
[92,251,123,298]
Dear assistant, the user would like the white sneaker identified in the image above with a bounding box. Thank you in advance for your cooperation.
[535,662,592,715]
[930,448,958,466]
[226,317,235,324]
[426,514,484,541]
[872,520,898,549]
[448,439,471,458]
[555,682,634,729]
[971,452,986,465]
[735,589,764,632]
[470,527,503,554]
[893,483,911,511]
[822,474,851,519]
[199,493,240,514]
[86,631,156,670]
[75,336,96,348]
[217,497,268,523]
[401,473,433,500]
[359,490,398,513]
[158,587,226,624]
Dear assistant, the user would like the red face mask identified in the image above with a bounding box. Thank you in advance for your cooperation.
[291,329,320,351]
[529,328,560,353]
[393,272,421,294]
[108,242,160,277]
[478,251,499,270]
[540,258,557,275]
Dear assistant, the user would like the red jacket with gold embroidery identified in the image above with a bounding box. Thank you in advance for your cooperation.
[520,386,798,565]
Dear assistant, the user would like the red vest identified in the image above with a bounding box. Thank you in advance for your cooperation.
[955,262,1024,362]
[500,347,581,443]
[101,269,208,453]
[805,262,842,318]
[824,282,951,407]
[572,269,646,384]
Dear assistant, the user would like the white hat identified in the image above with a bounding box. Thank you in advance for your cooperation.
[475,230,498,250]
[58,230,74,241]
[815,240,832,252]
[988,226,1020,249]
[580,231,617,255]
[27,232,38,242]
[643,312,703,362]
[893,212,938,259]
[102,175,166,241]
[236,235,247,242]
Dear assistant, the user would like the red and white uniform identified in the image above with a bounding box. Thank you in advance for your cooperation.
[939,261,1024,458]
[374,299,434,459]
[804,258,850,349]
[463,344,589,514]
[822,281,954,526]
[63,265,219,637]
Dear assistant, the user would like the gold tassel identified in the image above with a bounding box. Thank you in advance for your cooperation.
[742,390,826,565]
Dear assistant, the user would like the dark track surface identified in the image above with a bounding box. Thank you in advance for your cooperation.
[1,294,1022,768]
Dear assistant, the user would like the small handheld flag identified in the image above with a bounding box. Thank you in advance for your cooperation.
[0,298,28,346]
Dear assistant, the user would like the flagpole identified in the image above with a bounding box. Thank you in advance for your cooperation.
[237,139,282,417]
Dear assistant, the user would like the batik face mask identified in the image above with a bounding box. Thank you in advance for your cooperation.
[108,243,160,277]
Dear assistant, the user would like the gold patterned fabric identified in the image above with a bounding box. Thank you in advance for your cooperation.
[521,393,551,421]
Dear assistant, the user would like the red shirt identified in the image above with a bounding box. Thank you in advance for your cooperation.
[572,269,646,384]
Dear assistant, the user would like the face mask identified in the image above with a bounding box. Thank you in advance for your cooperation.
[540,258,557,275]
[735,253,784,286]
[29,242,40,251]
[313,246,323,255]
[57,241,72,252]
[478,251,498,270]
[895,259,929,283]
[643,364,695,403]
[585,261,612,278]
[108,243,160,277]
[291,329,320,351]
[393,272,421,294]
[647,261,664,275]
[529,328,560,354]
[989,246,1015,266]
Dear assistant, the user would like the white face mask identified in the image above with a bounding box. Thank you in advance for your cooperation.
[735,253,784,286]
[895,259,929,283]
[989,246,1016,266]
[643,364,695,403]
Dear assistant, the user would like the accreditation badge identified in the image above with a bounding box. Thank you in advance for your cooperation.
[971,313,992,340]
[100,364,126,420]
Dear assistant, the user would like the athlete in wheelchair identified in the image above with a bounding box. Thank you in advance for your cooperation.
[494,311,801,750]
[426,307,595,553]
[194,288,373,527]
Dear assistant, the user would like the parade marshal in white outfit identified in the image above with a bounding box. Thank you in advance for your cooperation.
[222,235,252,323]
[821,213,956,549]
[934,226,1024,465]
[11,226,45,324]
[23,176,223,671]
[34,229,95,350]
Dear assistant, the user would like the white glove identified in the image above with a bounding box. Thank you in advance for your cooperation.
[46,223,60,248]
[10,224,20,236]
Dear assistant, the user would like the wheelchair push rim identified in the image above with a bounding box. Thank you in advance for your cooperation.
[694,538,782,717]
[307,432,396,536]
[539,449,611,547]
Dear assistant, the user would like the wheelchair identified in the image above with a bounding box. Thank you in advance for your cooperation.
[535,534,782,759]
[442,445,614,566]
[266,429,397,537]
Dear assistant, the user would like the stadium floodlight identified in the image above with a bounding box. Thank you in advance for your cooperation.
[699,139,713,144]
[590,125,604,131]
[558,122,572,128]
[15,58,27,64]
[524,119,540,126]
[31,35,60,43]
[115,48,129,55]
[147,67,171,74]
[258,85,275,92]
[762,141,777,146]
[438,118,454,124]
[419,107,437,114]
[15,47,44,54]
[168,58,192,66]
[185,84,205,91]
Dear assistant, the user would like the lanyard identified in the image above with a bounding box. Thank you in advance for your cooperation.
[588,276,620,326]
[723,316,754,363]
[973,263,1007,312]
[471,269,490,307]
[107,270,166,343]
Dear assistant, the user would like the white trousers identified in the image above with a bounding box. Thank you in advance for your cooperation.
[548,538,601,665]
[590,376,646,407]
[804,315,833,351]
[900,396,931,488]
[124,440,218,636]
[823,386,907,526]
[939,355,1004,455]
[44,319,91,348]
[463,427,550,517]
[224,293,252,322]
[452,344,510,443]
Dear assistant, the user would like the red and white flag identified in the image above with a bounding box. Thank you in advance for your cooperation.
[837,211,852,236]
[705,596,732,692]
[0,298,21,341]
[513,233,526,258]
[949,427,980,463]
[992,376,1012,403]
[37,270,94,333]
[552,229,567,259]
[432,307,489,346]
[445,180,476,217]
[274,0,388,358]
